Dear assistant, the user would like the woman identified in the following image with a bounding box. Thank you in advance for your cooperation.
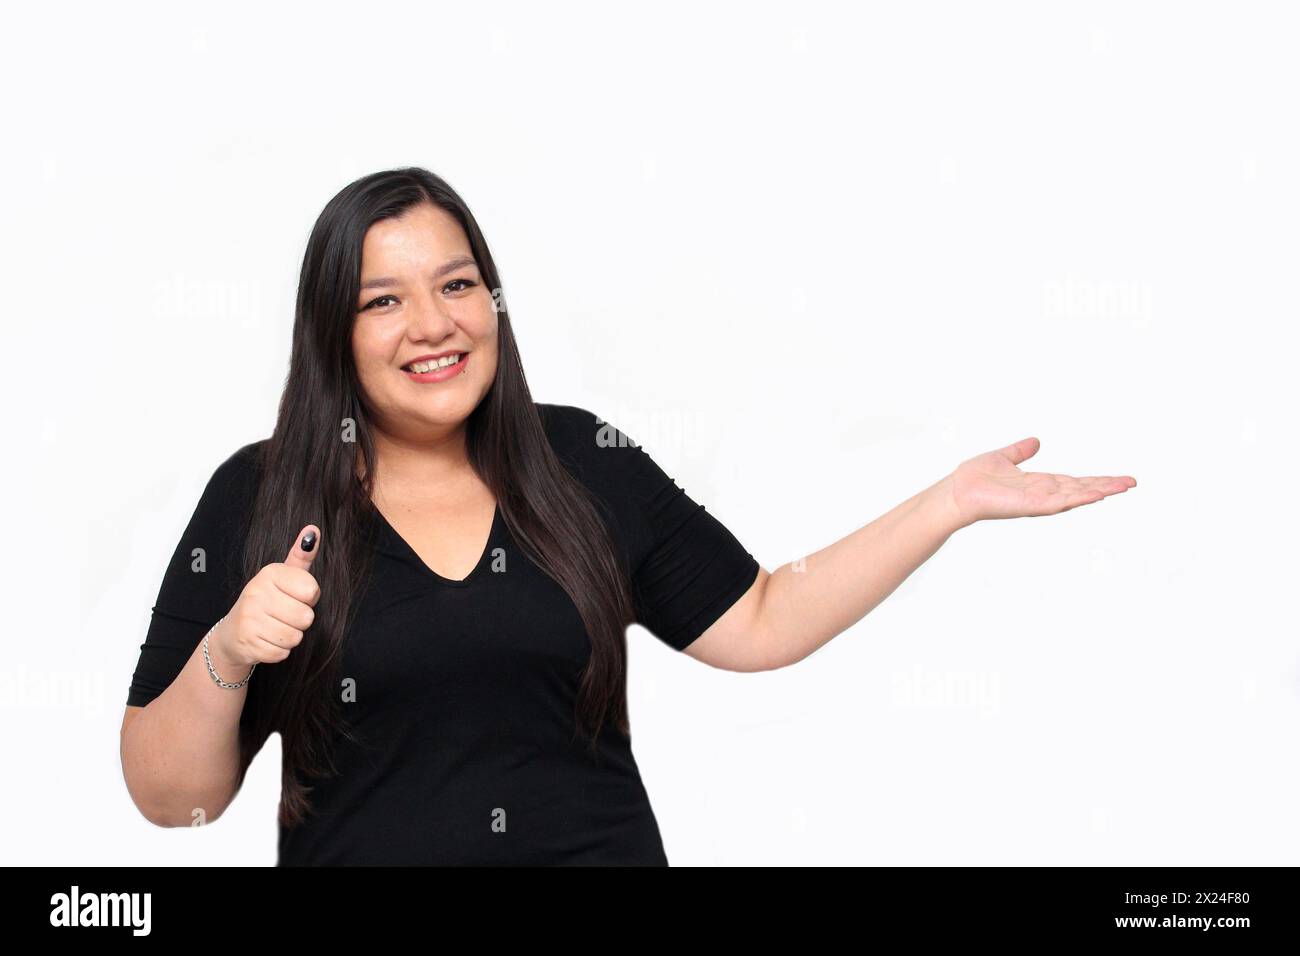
[120,166,1136,865]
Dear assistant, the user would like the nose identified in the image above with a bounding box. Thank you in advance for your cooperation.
[406,288,458,341]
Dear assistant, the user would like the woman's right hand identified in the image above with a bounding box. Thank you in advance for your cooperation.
[210,525,322,672]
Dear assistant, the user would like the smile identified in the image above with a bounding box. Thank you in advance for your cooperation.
[401,352,469,382]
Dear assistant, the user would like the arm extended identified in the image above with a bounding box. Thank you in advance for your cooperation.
[687,437,1136,672]
[758,474,962,670]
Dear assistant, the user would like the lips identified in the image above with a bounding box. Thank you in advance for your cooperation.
[401,351,471,382]
[401,351,468,372]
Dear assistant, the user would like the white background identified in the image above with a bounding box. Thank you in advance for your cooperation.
[3,1,1296,866]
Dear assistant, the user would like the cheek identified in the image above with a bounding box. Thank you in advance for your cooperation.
[351,328,398,398]
[353,321,403,364]
[466,305,499,347]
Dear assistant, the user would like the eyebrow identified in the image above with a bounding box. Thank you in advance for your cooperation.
[359,255,479,293]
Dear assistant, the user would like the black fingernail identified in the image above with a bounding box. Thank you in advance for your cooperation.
[301,531,317,552]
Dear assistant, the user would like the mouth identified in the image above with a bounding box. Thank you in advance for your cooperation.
[401,351,470,381]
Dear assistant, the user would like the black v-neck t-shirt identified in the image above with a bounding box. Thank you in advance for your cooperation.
[126,402,761,865]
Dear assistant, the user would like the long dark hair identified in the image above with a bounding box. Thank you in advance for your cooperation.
[234,167,637,827]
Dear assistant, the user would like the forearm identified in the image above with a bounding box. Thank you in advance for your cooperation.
[121,619,249,826]
[756,474,966,669]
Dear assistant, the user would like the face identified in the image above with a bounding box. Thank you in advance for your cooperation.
[351,202,498,445]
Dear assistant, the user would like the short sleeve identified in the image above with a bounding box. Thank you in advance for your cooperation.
[598,416,761,652]
[126,442,262,707]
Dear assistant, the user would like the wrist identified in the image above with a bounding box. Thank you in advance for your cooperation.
[207,619,252,681]
[925,473,971,535]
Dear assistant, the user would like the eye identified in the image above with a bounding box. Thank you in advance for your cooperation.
[360,279,476,311]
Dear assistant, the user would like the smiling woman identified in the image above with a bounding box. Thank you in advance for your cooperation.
[120,164,1137,867]
[119,166,768,865]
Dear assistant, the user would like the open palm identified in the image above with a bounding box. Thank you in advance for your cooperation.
[948,437,1136,527]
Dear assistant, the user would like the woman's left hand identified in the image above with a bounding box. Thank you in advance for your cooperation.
[945,437,1136,529]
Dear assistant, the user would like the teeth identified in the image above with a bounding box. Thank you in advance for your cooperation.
[406,354,463,373]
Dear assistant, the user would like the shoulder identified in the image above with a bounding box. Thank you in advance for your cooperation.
[535,403,642,475]
[536,402,597,444]
[533,404,653,549]
[536,403,638,452]
[218,438,268,479]
[228,438,268,469]
[197,438,269,506]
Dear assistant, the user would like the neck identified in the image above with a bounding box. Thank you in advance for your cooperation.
[362,423,477,499]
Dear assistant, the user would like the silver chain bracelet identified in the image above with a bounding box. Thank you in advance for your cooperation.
[203,615,257,690]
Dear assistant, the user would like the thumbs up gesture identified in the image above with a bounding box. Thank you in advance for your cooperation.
[209,526,323,675]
